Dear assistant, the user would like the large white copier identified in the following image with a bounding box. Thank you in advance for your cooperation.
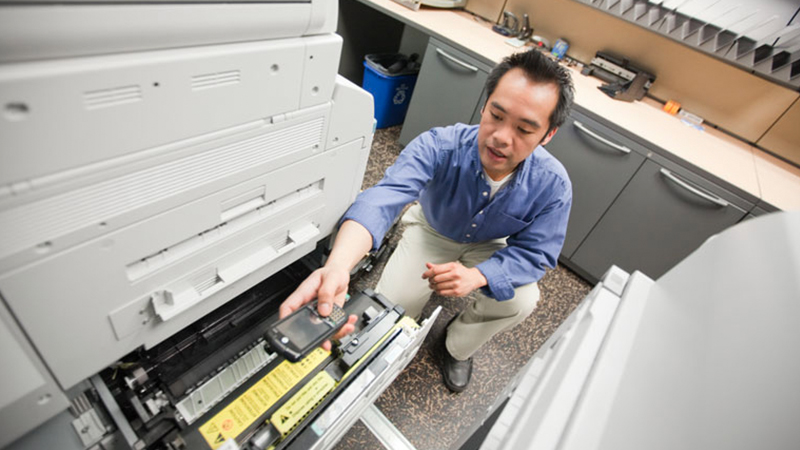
[0,2,437,449]
[478,211,800,450]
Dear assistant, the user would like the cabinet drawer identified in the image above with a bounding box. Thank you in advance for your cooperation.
[545,110,647,257]
[571,159,748,282]
[398,39,490,146]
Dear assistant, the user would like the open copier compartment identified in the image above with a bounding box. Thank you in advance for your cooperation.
[480,211,800,450]
[0,1,435,449]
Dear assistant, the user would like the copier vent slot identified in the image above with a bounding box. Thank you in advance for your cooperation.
[83,84,143,110]
[191,70,241,91]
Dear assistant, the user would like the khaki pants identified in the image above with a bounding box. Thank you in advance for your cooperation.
[375,204,540,360]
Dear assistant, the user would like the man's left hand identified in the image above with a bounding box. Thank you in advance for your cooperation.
[422,262,488,298]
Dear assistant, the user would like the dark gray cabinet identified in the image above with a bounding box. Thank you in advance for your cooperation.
[398,39,491,146]
[381,28,758,285]
[544,110,647,257]
[571,157,750,282]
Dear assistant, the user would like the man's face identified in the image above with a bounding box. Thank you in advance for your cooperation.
[478,68,560,181]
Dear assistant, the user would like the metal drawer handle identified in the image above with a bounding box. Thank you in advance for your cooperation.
[660,168,729,208]
[574,121,631,154]
[435,48,479,73]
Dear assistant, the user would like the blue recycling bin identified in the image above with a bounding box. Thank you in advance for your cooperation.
[362,54,419,129]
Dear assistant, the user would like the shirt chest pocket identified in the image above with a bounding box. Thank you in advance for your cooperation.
[483,212,531,238]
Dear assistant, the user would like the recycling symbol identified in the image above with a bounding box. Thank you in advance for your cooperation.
[393,87,407,105]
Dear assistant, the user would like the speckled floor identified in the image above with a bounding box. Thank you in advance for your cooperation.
[333,126,592,450]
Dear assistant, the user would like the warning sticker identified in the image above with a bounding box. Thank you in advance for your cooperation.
[198,348,329,449]
[270,370,336,435]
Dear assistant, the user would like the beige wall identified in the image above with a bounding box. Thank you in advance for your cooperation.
[465,0,506,22]
[759,98,800,164]
[497,0,798,164]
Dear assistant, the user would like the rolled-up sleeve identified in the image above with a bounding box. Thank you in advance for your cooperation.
[342,129,442,250]
[476,179,572,301]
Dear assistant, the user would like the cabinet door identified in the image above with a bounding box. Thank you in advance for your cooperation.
[398,39,490,146]
[544,111,647,257]
[571,159,748,282]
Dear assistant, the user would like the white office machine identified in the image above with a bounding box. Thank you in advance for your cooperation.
[0,2,437,449]
[479,211,800,450]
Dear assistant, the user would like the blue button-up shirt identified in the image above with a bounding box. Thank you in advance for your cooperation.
[343,124,572,301]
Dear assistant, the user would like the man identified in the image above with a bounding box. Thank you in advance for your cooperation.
[280,49,574,392]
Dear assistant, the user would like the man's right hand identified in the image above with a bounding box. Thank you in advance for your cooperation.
[279,266,350,318]
[278,266,357,351]
[278,220,373,351]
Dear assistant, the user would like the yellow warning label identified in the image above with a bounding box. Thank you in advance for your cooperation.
[270,371,336,435]
[198,348,329,449]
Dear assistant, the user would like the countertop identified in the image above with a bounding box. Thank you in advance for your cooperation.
[356,0,800,211]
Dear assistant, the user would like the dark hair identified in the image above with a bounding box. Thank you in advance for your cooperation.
[483,49,574,135]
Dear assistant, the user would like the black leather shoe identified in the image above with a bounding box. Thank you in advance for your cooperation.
[442,349,472,393]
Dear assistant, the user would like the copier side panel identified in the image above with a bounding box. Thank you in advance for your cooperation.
[0,41,372,388]
[0,297,70,449]
[0,1,338,64]
[0,34,341,187]
[0,2,386,448]
[0,133,370,389]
